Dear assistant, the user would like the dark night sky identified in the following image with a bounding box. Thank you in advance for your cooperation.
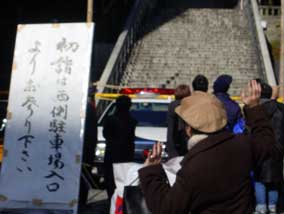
[0,0,88,92]
[0,0,132,92]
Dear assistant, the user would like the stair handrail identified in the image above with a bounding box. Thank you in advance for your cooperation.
[244,0,276,85]
[95,0,157,114]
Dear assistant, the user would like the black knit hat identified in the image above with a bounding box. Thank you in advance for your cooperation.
[213,74,232,93]
[192,75,208,92]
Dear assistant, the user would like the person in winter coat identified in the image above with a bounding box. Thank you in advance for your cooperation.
[213,74,243,132]
[253,82,284,214]
[267,83,284,213]
[139,80,275,214]
[166,84,191,158]
[103,95,137,200]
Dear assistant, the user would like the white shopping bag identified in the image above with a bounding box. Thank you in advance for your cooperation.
[109,156,183,214]
[110,163,143,214]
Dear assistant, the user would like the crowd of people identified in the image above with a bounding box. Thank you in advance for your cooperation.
[96,74,284,214]
[140,75,284,214]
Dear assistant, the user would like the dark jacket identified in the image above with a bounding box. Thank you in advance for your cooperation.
[103,111,137,163]
[139,105,275,214]
[214,92,243,131]
[166,100,188,158]
[82,101,97,165]
[254,99,284,183]
[79,101,98,207]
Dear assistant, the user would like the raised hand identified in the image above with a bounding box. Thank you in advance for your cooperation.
[144,142,162,166]
[241,80,261,108]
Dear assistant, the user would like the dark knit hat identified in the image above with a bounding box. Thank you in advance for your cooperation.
[213,74,232,93]
[192,74,209,92]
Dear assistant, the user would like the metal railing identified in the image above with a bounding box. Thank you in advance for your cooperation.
[96,0,157,115]
[244,0,276,85]
[259,5,281,16]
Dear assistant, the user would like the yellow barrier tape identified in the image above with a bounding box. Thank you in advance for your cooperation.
[96,93,241,101]
[95,93,175,100]
[278,97,284,103]
[92,82,284,103]
[231,96,241,101]
[95,93,284,104]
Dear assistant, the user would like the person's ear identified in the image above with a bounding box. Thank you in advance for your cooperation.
[185,126,192,137]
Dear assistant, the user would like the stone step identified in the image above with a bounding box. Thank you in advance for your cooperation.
[122,5,261,96]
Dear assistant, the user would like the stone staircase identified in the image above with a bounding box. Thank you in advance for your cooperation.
[120,4,262,96]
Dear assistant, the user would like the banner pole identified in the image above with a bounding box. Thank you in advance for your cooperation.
[87,0,93,23]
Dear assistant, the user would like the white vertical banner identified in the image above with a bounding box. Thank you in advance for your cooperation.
[0,23,94,211]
